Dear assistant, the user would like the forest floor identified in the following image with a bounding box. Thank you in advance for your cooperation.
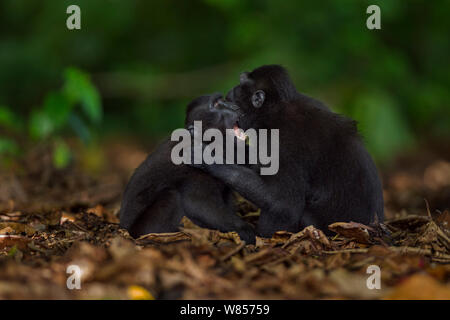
[0,139,449,299]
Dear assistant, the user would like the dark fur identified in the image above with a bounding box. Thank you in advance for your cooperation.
[119,94,256,244]
[191,65,384,237]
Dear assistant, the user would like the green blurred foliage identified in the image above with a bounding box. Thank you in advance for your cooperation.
[29,67,102,141]
[52,139,72,169]
[0,0,449,164]
[1,66,102,167]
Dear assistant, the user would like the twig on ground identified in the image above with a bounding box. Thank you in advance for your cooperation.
[220,241,246,261]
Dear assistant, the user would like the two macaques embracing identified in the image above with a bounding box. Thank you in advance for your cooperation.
[119,65,384,244]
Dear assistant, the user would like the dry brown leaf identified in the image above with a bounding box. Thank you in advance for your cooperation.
[0,234,30,250]
[127,285,154,300]
[87,205,119,223]
[271,231,293,243]
[0,222,36,236]
[136,232,190,244]
[45,211,62,226]
[384,274,450,300]
[434,210,450,233]
[329,268,385,299]
[328,221,373,244]
[60,212,76,224]
[0,227,14,234]
[244,248,287,266]
[282,225,331,254]
[180,216,201,229]
[387,215,430,231]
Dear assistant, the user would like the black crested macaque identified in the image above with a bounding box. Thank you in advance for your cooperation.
[119,94,256,244]
[189,65,384,237]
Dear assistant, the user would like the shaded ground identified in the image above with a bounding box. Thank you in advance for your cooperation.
[0,139,449,299]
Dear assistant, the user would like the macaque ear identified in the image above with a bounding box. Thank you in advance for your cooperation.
[251,90,265,108]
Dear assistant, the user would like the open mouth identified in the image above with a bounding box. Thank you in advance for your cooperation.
[233,122,247,141]
[228,101,246,141]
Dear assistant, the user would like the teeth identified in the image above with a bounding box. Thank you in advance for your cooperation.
[233,125,247,141]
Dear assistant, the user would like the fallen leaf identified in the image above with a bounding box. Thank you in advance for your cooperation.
[328,221,373,244]
[136,232,190,244]
[87,205,119,224]
[329,268,385,299]
[384,274,450,300]
[0,222,36,236]
[282,225,331,254]
[127,285,154,300]
[0,235,30,250]
[387,215,430,231]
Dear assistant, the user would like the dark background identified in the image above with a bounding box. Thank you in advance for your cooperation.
[0,0,449,166]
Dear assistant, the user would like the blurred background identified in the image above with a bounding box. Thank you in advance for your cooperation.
[0,0,449,214]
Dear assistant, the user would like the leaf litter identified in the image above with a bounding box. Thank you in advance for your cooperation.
[0,143,449,299]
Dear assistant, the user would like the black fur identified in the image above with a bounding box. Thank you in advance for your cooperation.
[191,65,384,237]
[119,94,256,244]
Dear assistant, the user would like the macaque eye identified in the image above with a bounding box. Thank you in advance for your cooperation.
[251,90,265,108]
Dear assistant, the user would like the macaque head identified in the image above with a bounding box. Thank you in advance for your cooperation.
[225,65,298,129]
[185,93,245,139]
